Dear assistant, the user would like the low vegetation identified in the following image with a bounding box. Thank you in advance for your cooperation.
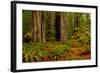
[23,40,90,62]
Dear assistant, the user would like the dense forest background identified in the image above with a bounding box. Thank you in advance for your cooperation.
[22,10,91,62]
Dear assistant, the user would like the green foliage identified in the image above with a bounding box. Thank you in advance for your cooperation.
[50,44,70,54]
[22,42,71,62]
[23,42,90,62]
[22,10,32,34]
[64,39,81,48]
[23,43,47,62]
[46,30,56,41]
[71,27,90,49]
[23,32,32,42]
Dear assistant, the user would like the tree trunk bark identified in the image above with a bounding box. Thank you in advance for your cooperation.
[51,12,55,31]
[41,12,46,42]
[36,11,42,42]
[60,13,67,41]
[32,11,43,42]
[32,11,38,42]
[74,13,79,33]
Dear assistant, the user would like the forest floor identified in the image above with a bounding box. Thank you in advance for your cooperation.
[67,48,90,60]
[22,42,91,62]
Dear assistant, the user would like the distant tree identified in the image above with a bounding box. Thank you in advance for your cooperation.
[74,13,79,33]
[41,12,46,42]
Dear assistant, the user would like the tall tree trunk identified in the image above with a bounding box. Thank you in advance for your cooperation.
[36,11,42,42]
[74,13,79,33]
[50,12,55,31]
[71,13,75,34]
[32,11,38,42]
[41,12,46,42]
[32,11,43,42]
[67,13,73,39]
[60,13,67,41]
[55,12,60,41]
[50,12,56,40]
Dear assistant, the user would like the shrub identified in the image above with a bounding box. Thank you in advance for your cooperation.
[22,42,71,62]
[23,32,32,43]
[70,28,90,49]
